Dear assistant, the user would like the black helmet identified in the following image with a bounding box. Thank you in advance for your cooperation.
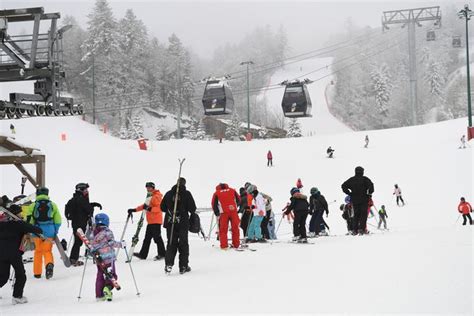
[36,187,49,196]
[75,183,89,192]
[145,182,155,189]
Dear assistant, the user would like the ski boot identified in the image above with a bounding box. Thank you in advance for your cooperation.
[71,259,84,267]
[154,255,165,261]
[297,237,308,243]
[12,296,28,305]
[165,265,173,274]
[133,253,145,260]
[45,263,54,280]
[103,286,113,302]
[179,266,191,274]
[292,236,300,242]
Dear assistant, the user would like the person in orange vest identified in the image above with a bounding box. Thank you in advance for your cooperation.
[458,197,472,225]
[211,183,241,249]
[128,182,166,260]
[267,150,273,167]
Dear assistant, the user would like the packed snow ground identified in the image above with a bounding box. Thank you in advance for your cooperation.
[0,69,473,313]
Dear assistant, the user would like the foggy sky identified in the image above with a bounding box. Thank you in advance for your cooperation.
[2,0,467,58]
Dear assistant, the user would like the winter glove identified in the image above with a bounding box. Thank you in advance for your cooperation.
[90,202,102,210]
[251,205,256,209]
[128,208,135,215]
[121,240,127,249]
[144,204,152,211]
[268,220,273,226]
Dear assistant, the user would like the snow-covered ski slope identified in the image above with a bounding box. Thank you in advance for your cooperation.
[259,57,352,136]
[0,113,472,314]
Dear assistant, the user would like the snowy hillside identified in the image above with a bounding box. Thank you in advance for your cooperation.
[0,111,472,314]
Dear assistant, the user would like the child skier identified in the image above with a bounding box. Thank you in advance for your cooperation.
[90,213,124,301]
[308,187,329,237]
[458,197,472,225]
[340,195,354,234]
[378,205,388,230]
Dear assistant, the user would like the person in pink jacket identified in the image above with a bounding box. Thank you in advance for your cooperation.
[458,197,472,225]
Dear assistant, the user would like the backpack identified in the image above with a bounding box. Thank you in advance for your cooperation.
[33,199,53,224]
[189,212,201,234]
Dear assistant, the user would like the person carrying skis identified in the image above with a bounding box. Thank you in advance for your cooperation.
[0,196,43,305]
[308,187,329,237]
[458,197,472,225]
[267,150,273,167]
[90,213,124,301]
[160,178,197,274]
[65,183,102,266]
[211,183,241,249]
[327,146,335,158]
[341,166,374,235]
[284,187,310,242]
[378,205,388,230]
[25,187,61,279]
[245,184,266,243]
[340,195,354,234]
[128,182,166,261]
[364,135,369,148]
[393,184,405,206]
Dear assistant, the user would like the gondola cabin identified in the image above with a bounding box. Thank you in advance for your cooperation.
[281,80,312,118]
[452,36,462,48]
[426,30,436,41]
[202,79,234,115]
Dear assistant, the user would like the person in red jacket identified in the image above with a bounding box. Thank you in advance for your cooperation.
[212,183,241,249]
[128,182,166,260]
[267,150,273,167]
[458,197,473,225]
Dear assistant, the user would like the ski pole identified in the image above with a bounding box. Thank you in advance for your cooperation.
[208,213,215,241]
[454,214,461,226]
[116,213,132,258]
[77,255,89,301]
[67,232,73,255]
[123,245,141,296]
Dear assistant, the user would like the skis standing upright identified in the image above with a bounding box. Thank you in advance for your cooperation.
[76,228,121,290]
[167,158,186,249]
[126,211,145,263]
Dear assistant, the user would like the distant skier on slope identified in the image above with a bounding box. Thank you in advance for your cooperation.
[327,146,335,158]
[458,197,472,226]
[393,184,405,206]
[378,205,388,230]
[284,187,310,243]
[459,135,467,149]
[267,150,273,167]
[364,135,369,148]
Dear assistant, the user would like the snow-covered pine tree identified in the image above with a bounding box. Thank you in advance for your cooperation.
[155,126,169,141]
[286,118,302,138]
[196,120,206,140]
[129,113,144,139]
[185,119,198,140]
[225,113,242,140]
[119,124,130,139]
[370,63,392,115]
[258,125,269,139]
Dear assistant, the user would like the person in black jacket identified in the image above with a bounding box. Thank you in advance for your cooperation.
[308,187,329,237]
[0,196,42,305]
[284,187,310,242]
[160,178,196,275]
[64,183,102,266]
[341,166,374,235]
[238,186,252,237]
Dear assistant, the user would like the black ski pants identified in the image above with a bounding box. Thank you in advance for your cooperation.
[139,224,166,258]
[293,210,309,238]
[261,215,270,239]
[267,159,273,167]
[353,202,369,232]
[240,211,253,237]
[462,214,473,225]
[70,223,87,261]
[0,254,26,298]
[396,196,405,206]
[165,223,189,268]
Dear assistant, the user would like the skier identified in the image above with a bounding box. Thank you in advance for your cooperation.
[211,183,241,249]
[160,178,196,274]
[10,123,15,135]
[460,135,467,149]
[90,213,124,301]
[0,196,43,305]
[65,183,102,266]
[341,166,374,235]
[238,187,252,237]
[284,187,310,242]
[260,192,273,239]
[128,182,166,261]
[340,195,354,234]
[245,184,266,243]
[458,197,472,225]
[267,150,273,167]
[25,187,61,279]
[393,184,405,206]
[378,205,388,230]
[308,187,329,237]
[364,135,369,148]
[327,146,335,158]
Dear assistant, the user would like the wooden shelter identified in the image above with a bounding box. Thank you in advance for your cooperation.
[0,135,45,187]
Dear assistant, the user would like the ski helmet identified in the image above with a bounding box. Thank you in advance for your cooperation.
[344,195,351,204]
[95,213,110,227]
[247,184,257,194]
[36,187,49,196]
[290,187,300,195]
[310,187,319,195]
[145,182,155,189]
[75,183,89,192]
